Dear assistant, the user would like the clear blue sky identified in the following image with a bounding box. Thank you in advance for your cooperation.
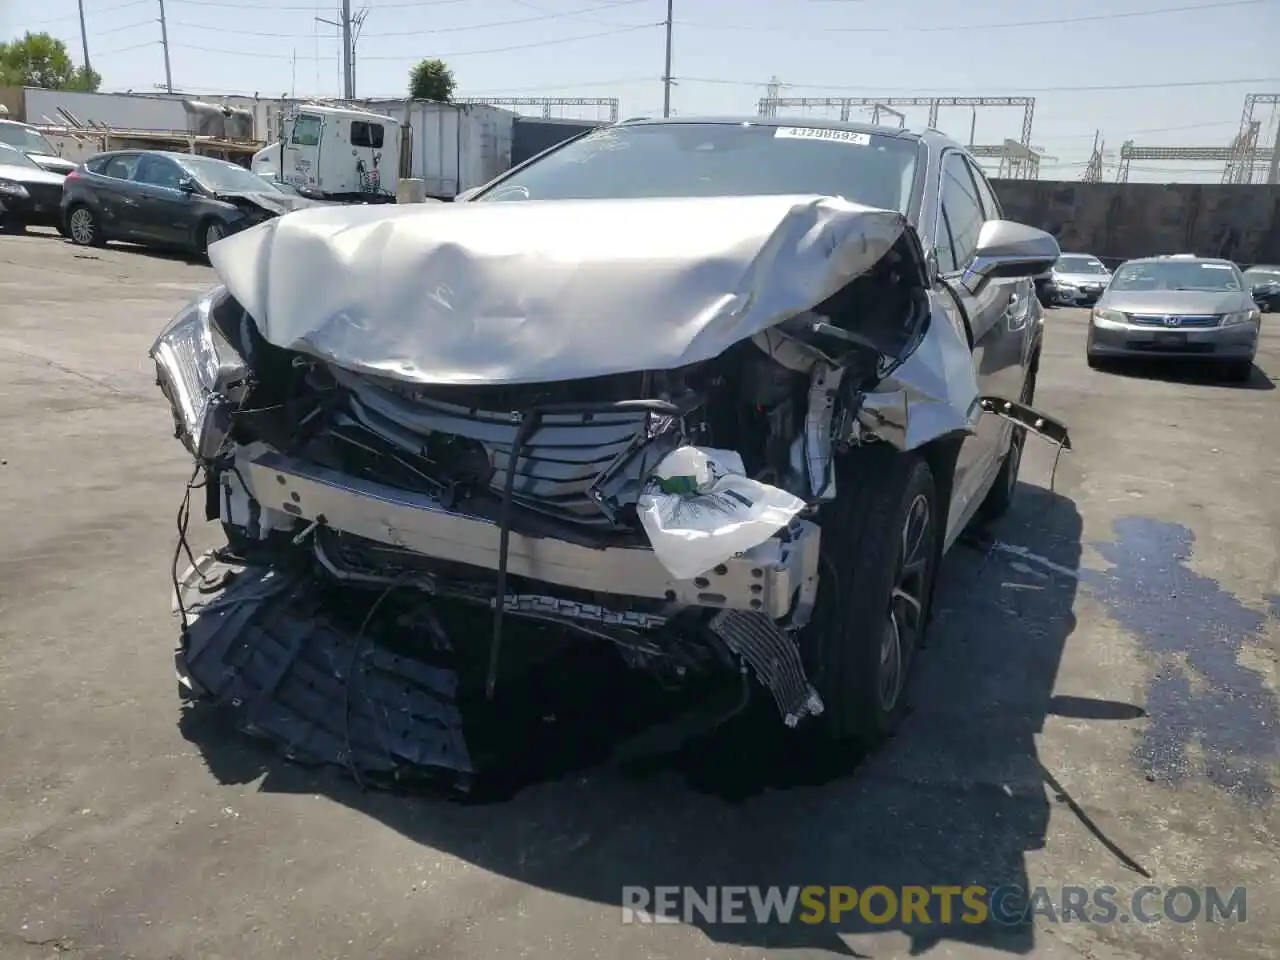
[5,0,1280,181]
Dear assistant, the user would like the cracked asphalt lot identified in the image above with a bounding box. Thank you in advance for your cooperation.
[1,230,1277,959]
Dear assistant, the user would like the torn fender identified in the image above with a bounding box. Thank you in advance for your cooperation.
[855,309,984,450]
[207,194,908,386]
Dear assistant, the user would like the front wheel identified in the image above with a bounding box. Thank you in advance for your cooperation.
[200,220,227,261]
[803,447,941,746]
[66,204,102,246]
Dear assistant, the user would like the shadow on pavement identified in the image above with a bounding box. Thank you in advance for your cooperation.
[179,481,1133,956]
[1097,357,1275,391]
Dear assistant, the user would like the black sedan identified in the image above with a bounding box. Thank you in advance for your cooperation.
[61,150,320,259]
[1242,265,1280,313]
[0,142,67,233]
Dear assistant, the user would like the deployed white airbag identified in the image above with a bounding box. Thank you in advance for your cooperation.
[637,447,807,581]
[208,194,907,386]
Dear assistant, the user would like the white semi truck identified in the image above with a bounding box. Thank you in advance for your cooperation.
[251,103,402,203]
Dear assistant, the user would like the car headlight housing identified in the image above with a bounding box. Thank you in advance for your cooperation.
[1091,307,1126,324]
[0,178,30,198]
[149,286,249,459]
[1221,308,1260,326]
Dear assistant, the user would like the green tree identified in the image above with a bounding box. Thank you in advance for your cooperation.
[408,58,455,102]
[0,33,100,91]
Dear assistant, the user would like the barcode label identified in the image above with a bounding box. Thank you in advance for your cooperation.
[775,127,871,145]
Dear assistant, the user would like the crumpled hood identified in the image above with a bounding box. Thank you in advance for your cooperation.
[208,194,909,385]
[0,161,65,187]
[216,190,324,216]
[26,153,76,175]
[1053,272,1109,286]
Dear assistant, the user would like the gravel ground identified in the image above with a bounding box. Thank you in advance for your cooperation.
[1,229,1277,960]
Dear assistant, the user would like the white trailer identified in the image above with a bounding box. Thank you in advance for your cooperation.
[365,99,516,200]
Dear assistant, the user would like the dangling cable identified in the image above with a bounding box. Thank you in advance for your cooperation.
[485,410,541,701]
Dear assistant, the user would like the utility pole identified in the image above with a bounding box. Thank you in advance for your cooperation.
[661,0,673,118]
[317,5,365,100]
[157,0,173,93]
[77,0,92,79]
[341,0,353,99]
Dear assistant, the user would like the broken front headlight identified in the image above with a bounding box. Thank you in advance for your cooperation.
[150,286,248,459]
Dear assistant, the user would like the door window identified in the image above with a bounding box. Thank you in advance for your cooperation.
[101,153,140,180]
[965,158,1003,220]
[350,121,384,149]
[291,115,322,146]
[133,154,185,190]
[935,152,985,273]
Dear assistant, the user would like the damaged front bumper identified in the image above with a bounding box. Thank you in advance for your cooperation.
[229,443,821,622]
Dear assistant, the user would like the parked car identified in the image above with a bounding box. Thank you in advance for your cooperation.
[153,118,1068,784]
[61,150,321,258]
[0,118,77,176]
[0,142,67,233]
[1048,253,1111,306]
[1241,265,1280,313]
[1087,255,1260,381]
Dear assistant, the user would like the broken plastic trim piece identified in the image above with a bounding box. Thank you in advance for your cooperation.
[174,555,475,790]
[708,609,824,727]
[979,396,1072,450]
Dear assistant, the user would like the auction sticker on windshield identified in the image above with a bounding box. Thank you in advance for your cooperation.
[775,127,871,145]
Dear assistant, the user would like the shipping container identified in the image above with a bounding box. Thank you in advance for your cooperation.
[365,99,516,198]
[510,116,606,166]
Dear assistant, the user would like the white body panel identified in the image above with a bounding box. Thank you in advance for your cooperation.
[365,100,516,199]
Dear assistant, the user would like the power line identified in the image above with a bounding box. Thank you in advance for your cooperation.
[96,18,158,36]
[677,0,1266,34]
[167,23,660,61]
[164,0,654,39]
[690,76,1280,94]
[97,38,162,56]
[24,0,153,28]
[166,0,488,10]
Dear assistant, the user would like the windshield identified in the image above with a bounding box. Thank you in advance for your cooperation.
[1056,255,1107,274]
[1110,260,1242,293]
[472,122,919,213]
[0,142,42,171]
[178,156,279,194]
[0,123,55,155]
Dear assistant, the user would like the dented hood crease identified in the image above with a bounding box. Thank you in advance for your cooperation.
[208,194,909,386]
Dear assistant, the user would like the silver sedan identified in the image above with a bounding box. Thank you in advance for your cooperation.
[1086,255,1261,381]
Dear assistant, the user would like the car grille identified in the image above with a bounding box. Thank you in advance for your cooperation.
[1126,313,1220,328]
[346,389,652,528]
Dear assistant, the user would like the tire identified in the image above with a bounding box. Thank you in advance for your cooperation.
[802,446,941,746]
[0,217,25,235]
[66,204,103,246]
[200,219,226,260]
[976,357,1037,525]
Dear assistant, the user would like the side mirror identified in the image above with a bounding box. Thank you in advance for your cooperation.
[961,220,1061,294]
[177,176,197,194]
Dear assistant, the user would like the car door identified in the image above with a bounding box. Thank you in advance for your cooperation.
[931,150,1021,533]
[88,152,142,237]
[130,154,198,246]
[963,155,1033,426]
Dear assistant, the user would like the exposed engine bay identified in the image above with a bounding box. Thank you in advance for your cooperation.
[153,194,1055,790]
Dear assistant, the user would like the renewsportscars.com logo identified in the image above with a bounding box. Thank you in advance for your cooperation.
[621,885,1248,926]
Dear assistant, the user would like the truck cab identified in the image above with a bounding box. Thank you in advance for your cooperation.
[252,105,401,203]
